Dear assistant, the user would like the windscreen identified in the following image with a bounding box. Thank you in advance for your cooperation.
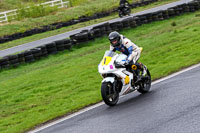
[104,50,116,57]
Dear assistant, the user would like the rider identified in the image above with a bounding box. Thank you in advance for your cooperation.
[108,31,147,76]
[119,0,131,14]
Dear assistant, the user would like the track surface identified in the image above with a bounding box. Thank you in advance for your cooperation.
[0,0,192,57]
[30,64,200,133]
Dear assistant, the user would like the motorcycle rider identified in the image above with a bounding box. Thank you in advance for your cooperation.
[119,0,131,16]
[108,31,147,77]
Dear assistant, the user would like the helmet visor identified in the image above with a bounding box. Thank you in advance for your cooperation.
[111,39,119,47]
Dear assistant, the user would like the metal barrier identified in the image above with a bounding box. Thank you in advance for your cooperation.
[0,0,69,23]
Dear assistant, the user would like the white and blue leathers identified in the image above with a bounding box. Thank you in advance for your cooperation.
[110,35,141,64]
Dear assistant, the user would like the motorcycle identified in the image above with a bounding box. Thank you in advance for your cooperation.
[118,2,131,18]
[98,48,151,106]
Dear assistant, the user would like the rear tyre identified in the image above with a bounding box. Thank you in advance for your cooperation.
[137,69,151,94]
[101,82,119,106]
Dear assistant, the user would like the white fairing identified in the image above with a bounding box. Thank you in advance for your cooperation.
[98,50,135,96]
[102,77,115,83]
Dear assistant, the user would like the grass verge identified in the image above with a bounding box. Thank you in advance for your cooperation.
[0,11,200,133]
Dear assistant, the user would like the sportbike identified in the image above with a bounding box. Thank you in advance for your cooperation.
[98,49,151,106]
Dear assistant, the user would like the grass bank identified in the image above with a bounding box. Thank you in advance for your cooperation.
[0,0,51,12]
[0,0,178,51]
[0,11,200,133]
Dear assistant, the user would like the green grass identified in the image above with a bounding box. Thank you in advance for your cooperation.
[0,0,91,12]
[0,0,51,12]
[0,11,200,133]
[0,0,178,51]
[0,0,123,36]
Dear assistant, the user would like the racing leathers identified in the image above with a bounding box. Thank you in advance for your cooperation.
[110,35,141,64]
[110,35,147,76]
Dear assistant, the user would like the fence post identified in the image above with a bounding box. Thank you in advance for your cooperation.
[61,0,64,8]
[5,13,8,22]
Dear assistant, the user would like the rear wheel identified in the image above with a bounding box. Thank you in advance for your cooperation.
[137,69,151,94]
[101,82,119,106]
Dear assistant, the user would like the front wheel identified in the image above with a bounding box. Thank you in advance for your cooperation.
[137,69,151,94]
[101,82,119,106]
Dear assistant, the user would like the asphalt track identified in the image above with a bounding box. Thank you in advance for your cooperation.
[0,0,192,57]
[29,63,200,133]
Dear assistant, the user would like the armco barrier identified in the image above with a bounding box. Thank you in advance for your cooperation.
[0,0,160,44]
[0,0,200,71]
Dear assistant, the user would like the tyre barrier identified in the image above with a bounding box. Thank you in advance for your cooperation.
[7,55,20,68]
[0,0,161,44]
[1,0,200,71]
[45,42,58,55]
[31,48,42,60]
[63,39,72,49]
[0,57,10,69]
[36,45,48,57]
[23,50,35,63]
[0,39,72,71]
[121,18,130,28]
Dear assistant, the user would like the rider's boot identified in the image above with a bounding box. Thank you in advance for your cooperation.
[134,63,147,84]
[142,65,147,76]
[138,62,147,76]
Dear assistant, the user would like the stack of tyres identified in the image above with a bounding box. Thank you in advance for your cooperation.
[110,22,120,31]
[152,12,160,21]
[146,13,153,22]
[142,0,150,5]
[23,50,35,63]
[162,10,169,19]
[133,16,142,26]
[177,5,185,14]
[31,48,42,60]
[130,2,137,8]
[36,45,48,57]
[93,24,107,36]
[54,40,65,51]
[172,6,181,15]
[0,57,10,69]
[45,42,58,54]
[80,30,95,41]
[63,39,72,50]
[7,55,20,68]
[121,18,130,28]
[91,28,102,38]
[167,8,176,16]
[128,17,137,27]
[111,21,124,31]
[193,0,200,10]
[137,15,148,24]
[103,22,112,35]
[17,52,25,63]
[74,32,89,43]
[69,34,78,45]
[182,3,190,12]
[156,11,164,20]
[188,1,196,12]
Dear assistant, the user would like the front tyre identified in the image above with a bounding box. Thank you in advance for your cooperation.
[137,69,151,94]
[101,82,119,106]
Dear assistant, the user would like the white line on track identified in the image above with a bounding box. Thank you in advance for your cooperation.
[29,63,200,133]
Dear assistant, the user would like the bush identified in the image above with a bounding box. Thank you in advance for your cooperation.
[171,21,176,26]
